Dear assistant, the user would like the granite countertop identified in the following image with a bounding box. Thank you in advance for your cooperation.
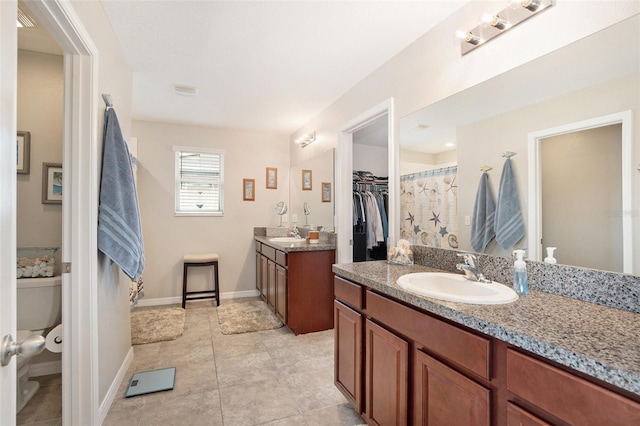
[255,236,336,253]
[333,261,640,396]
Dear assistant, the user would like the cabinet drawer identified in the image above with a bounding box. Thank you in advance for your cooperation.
[506,403,550,426]
[276,250,287,266]
[366,290,491,380]
[261,245,276,262]
[255,241,262,253]
[334,277,363,311]
[507,349,640,425]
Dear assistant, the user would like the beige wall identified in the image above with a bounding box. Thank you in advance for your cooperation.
[133,120,289,300]
[541,125,622,271]
[456,73,639,259]
[69,0,135,405]
[16,50,63,248]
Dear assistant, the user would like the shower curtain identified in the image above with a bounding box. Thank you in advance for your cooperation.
[400,166,458,249]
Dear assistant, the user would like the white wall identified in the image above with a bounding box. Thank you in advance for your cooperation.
[16,50,63,248]
[353,143,388,177]
[133,120,290,301]
[69,0,134,405]
[291,1,638,164]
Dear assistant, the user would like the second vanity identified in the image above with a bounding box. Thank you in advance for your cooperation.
[255,229,336,335]
[333,261,640,426]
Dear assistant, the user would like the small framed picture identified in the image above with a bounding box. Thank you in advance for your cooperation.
[302,170,312,191]
[243,178,255,201]
[17,131,31,174]
[321,182,331,202]
[42,162,63,204]
[266,167,277,189]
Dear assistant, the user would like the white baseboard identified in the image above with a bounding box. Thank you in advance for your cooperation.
[29,360,62,377]
[136,289,260,307]
[98,346,134,425]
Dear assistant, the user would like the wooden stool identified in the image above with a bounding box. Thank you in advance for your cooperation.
[182,253,220,308]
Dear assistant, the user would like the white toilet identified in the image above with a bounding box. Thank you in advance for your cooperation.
[16,276,62,412]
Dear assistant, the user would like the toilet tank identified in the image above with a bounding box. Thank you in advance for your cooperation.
[17,276,62,331]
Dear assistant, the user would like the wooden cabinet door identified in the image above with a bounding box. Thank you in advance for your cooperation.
[266,259,276,311]
[413,348,491,426]
[259,255,268,300]
[275,264,287,323]
[334,300,363,413]
[364,319,409,426]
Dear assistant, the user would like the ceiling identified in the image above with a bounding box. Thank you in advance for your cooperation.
[93,0,467,135]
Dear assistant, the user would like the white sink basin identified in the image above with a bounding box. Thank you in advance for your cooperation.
[269,237,305,243]
[397,272,518,305]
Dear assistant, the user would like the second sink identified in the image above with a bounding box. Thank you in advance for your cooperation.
[269,237,306,243]
[397,272,518,305]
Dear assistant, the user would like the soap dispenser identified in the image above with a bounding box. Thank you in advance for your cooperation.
[544,247,557,264]
[512,249,528,296]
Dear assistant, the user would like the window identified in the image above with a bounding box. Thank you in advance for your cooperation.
[173,146,224,216]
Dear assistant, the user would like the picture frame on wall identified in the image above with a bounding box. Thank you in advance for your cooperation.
[266,167,277,189]
[321,182,331,202]
[42,162,63,204]
[17,131,31,174]
[243,178,255,201]
[302,169,312,190]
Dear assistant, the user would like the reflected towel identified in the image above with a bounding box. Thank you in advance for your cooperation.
[98,109,145,280]
[471,172,496,252]
[494,158,525,249]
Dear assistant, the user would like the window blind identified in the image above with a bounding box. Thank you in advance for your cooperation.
[175,150,224,215]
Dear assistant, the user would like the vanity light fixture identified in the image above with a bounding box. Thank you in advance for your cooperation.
[455,30,481,46]
[481,13,508,30]
[295,131,316,147]
[456,0,553,55]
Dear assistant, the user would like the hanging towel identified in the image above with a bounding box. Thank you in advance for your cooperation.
[98,108,145,280]
[470,172,496,252]
[494,158,525,250]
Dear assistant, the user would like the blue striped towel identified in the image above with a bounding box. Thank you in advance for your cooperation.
[98,109,145,280]
[494,158,525,250]
[471,172,496,252]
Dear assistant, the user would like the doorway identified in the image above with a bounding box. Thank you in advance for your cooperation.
[0,0,99,424]
[527,111,634,273]
[336,98,397,263]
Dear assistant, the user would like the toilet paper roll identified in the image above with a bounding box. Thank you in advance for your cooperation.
[45,324,63,353]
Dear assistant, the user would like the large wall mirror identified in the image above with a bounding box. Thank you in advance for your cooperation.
[399,15,639,275]
[290,148,335,231]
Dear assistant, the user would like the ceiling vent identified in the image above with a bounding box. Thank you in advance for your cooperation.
[173,84,197,96]
[17,8,35,28]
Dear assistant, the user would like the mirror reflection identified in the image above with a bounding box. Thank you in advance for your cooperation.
[399,16,639,274]
[290,149,334,231]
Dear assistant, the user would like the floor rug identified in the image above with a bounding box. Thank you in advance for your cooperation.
[217,301,283,335]
[131,307,186,345]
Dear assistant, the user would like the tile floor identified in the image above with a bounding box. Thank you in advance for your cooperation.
[102,298,365,425]
[16,373,62,426]
[16,298,364,426]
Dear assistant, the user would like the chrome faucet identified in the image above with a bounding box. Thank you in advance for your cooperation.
[290,226,301,238]
[456,253,492,283]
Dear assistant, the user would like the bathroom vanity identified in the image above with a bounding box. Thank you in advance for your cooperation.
[333,261,640,426]
[255,233,335,335]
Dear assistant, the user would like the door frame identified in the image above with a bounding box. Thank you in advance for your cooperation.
[4,0,99,423]
[336,98,397,263]
[527,110,634,273]
[0,0,19,422]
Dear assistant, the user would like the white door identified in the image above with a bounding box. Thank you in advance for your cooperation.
[0,0,19,423]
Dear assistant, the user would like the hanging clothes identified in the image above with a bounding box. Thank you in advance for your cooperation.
[353,177,388,261]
